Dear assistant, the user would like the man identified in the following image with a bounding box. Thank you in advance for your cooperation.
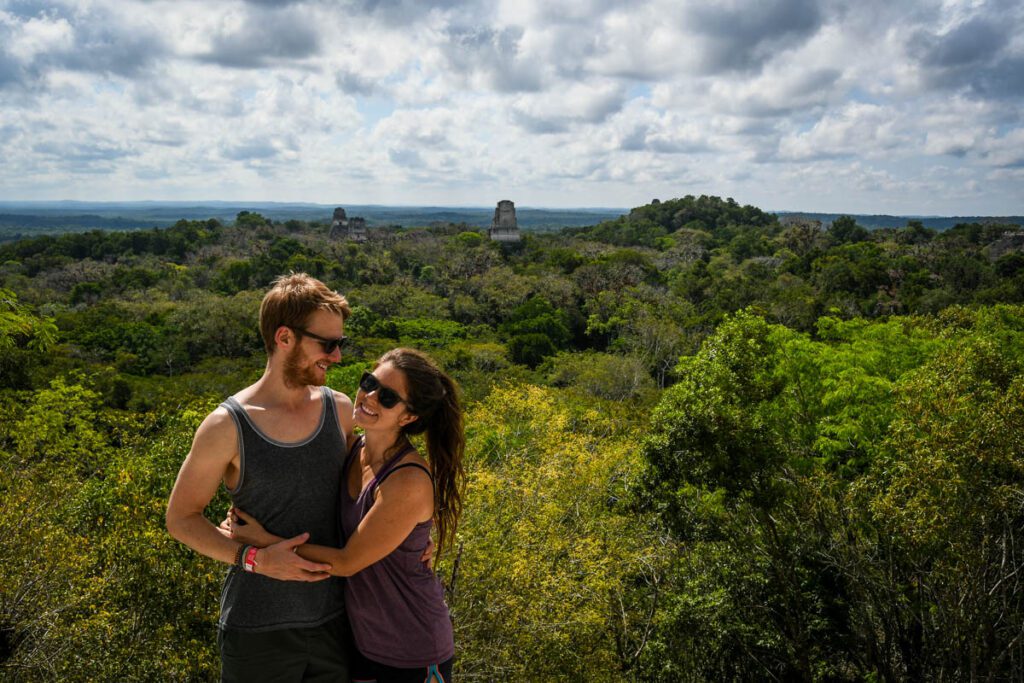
[167,272,355,681]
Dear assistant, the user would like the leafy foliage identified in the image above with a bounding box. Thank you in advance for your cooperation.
[452,385,667,681]
[0,196,1022,679]
[640,306,1024,680]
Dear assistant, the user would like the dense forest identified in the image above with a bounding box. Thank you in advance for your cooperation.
[0,204,628,241]
[1,194,1023,680]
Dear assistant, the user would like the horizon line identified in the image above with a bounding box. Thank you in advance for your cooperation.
[2,199,1023,219]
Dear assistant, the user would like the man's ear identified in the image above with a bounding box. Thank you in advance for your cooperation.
[274,325,295,351]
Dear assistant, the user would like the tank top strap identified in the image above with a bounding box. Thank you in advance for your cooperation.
[220,395,243,417]
[376,462,433,487]
[343,434,365,479]
[368,442,418,492]
[219,396,250,434]
[319,385,335,424]
[319,386,348,455]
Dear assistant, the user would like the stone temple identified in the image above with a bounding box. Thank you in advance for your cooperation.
[329,207,367,241]
[489,200,521,242]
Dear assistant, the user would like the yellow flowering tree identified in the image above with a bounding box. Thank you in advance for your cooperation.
[451,384,667,681]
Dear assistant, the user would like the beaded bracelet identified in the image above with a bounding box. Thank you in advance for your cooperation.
[234,544,249,569]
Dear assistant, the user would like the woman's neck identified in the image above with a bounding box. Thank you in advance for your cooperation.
[361,430,408,468]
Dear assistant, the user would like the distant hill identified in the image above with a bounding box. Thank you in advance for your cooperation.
[1,201,1021,242]
[774,211,1024,230]
[0,201,627,240]
[0,213,165,234]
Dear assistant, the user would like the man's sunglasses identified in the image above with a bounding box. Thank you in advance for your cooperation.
[291,327,350,354]
[359,372,411,410]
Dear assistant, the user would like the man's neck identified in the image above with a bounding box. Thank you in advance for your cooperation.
[244,361,319,411]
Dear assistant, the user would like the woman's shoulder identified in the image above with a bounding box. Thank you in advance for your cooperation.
[375,449,434,520]
[376,448,432,495]
[386,449,432,483]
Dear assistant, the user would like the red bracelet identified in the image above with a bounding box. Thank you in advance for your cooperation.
[243,546,259,573]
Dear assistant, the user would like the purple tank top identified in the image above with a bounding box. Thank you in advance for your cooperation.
[340,436,455,668]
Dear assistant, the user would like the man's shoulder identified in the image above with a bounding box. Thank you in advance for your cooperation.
[193,404,239,448]
[325,388,354,444]
[326,387,353,407]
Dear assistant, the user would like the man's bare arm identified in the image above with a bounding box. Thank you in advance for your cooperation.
[166,408,332,581]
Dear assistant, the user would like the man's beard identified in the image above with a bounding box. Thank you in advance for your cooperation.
[283,344,323,388]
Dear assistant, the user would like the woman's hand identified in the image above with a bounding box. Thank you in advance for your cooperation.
[220,506,279,547]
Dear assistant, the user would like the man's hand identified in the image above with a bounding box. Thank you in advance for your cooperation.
[254,533,333,581]
[222,507,277,547]
[421,537,435,569]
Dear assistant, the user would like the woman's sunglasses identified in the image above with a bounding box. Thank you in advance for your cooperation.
[292,327,350,354]
[359,372,411,410]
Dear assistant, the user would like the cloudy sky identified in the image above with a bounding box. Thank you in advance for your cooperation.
[1,0,1022,214]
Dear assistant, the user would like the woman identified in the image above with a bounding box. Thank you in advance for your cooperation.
[226,348,465,683]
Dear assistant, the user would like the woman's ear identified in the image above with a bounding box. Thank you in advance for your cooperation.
[399,413,419,428]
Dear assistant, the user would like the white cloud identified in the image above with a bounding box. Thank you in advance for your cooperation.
[0,0,1020,213]
[511,81,627,133]
[4,12,73,62]
[776,103,910,161]
[975,128,1024,168]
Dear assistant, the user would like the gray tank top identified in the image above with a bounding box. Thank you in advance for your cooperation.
[218,386,347,631]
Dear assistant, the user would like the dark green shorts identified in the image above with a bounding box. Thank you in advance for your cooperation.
[218,614,352,682]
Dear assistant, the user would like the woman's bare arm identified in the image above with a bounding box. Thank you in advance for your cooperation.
[295,467,433,576]
[229,466,433,577]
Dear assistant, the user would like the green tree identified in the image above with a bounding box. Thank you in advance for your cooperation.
[501,296,571,367]
[1,403,223,680]
[828,215,870,244]
[639,306,1024,679]
[0,288,57,389]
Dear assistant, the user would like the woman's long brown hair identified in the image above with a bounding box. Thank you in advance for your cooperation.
[378,348,465,563]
